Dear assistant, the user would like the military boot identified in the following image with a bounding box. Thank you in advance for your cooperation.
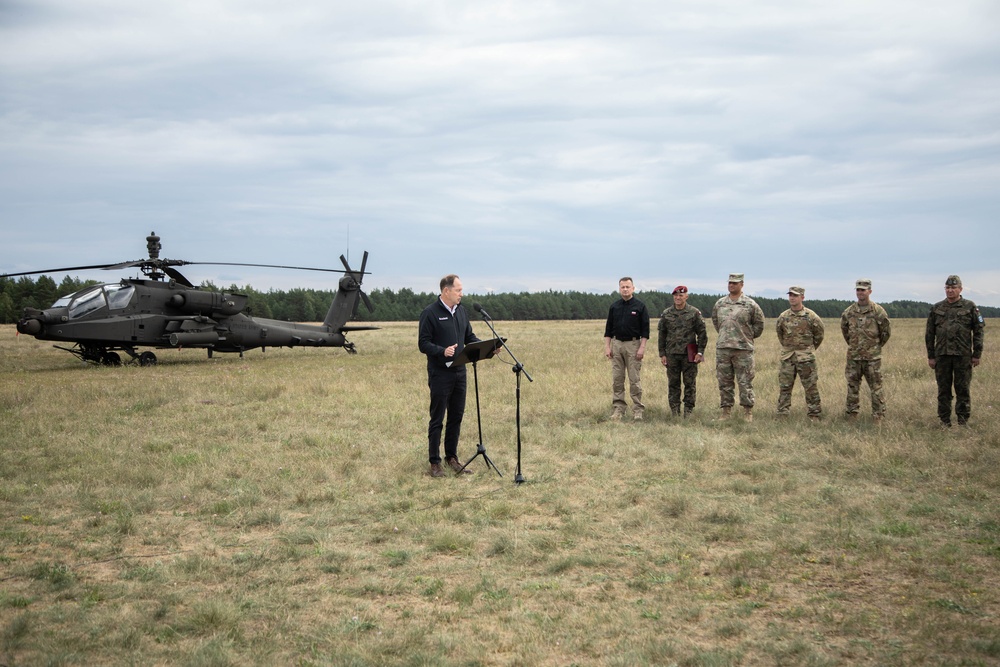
[716,407,732,421]
[743,407,753,423]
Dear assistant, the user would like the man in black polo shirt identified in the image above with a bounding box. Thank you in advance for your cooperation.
[603,276,650,421]
[418,274,481,477]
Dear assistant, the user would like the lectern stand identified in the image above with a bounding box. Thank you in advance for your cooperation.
[447,337,505,477]
[473,315,533,484]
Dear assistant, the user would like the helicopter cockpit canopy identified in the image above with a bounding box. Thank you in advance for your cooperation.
[61,284,136,319]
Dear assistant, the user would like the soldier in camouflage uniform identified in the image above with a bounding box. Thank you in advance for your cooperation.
[711,273,765,421]
[775,286,825,420]
[841,278,891,422]
[658,285,708,417]
[925,275,985,427]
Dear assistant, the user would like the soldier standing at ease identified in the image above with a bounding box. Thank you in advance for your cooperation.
[711,273,765,422]
[657,285,708,418]
[926,275,985,427]
[604,277,650,421]
[841,279,891,423]
[775,286,825,421]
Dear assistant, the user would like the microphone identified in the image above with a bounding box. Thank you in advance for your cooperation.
[472,303,492,320]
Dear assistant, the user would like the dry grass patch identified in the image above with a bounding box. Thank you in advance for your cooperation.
[1,319,999,665]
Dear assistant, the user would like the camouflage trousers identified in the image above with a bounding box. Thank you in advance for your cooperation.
[934,355,973,425]
[611,338,644,416]
[716,348,755,409]
[665,353,698,415]
[777,355,821,416]
[845,358,885,417]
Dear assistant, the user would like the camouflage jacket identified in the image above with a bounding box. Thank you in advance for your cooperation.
[657,304,708,357]
[925,297,985,359]
[711,294,765,351]
[840,301,891,360]
[776,307,825,361]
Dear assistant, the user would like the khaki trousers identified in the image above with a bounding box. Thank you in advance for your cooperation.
[611,339,644,415]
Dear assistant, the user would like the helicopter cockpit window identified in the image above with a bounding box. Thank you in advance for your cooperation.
[106,284,135,310]
[68,287,107,319]
[51,295,73,308]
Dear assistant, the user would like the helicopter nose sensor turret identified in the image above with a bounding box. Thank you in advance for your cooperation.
[16,315,42,335]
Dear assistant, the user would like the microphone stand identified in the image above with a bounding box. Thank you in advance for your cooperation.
[476,309,533,485]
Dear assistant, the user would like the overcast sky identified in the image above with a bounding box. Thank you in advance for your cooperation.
[2,0,998,306]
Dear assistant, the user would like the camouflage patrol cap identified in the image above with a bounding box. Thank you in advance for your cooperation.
[945,275,962,286]
[728,273,744,283]
[787,286,805,296]
[855,279,872,290]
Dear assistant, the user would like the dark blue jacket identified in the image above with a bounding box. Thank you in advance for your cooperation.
[418,299,480,371]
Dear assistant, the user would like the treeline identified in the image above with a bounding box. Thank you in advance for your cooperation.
[2,276,997,324]
[0,276,97,323]
[365,289,996,320]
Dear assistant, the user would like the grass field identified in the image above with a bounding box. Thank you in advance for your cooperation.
[1,318,998,666]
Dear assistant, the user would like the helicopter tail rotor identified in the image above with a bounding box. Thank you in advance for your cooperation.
[340,251,374,318]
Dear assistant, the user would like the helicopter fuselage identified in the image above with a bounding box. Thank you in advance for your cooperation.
[17,278,357,364]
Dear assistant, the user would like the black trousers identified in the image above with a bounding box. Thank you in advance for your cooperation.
[427,367,467,463]
[934,355,973,425]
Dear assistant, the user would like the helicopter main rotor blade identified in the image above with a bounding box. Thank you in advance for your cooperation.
[1,263,122,278]
[188,261,369,275]
[163,266,195,287]
[103,259,184,271]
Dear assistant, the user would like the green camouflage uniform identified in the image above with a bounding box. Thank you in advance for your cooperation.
[657,305,709,416]
[925,298,985,425]
[776,307,825,416]
[840,302,891,417]
[712,295,765,409]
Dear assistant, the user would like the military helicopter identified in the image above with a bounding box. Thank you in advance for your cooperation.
[4,232,376,366]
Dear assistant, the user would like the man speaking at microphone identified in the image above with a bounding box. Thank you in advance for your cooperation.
[418,274,481,477]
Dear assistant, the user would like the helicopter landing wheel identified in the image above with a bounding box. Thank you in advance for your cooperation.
[138,351,158,366]
[101,351,122,366]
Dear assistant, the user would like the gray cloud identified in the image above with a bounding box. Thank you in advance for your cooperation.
[2,0,998,305]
